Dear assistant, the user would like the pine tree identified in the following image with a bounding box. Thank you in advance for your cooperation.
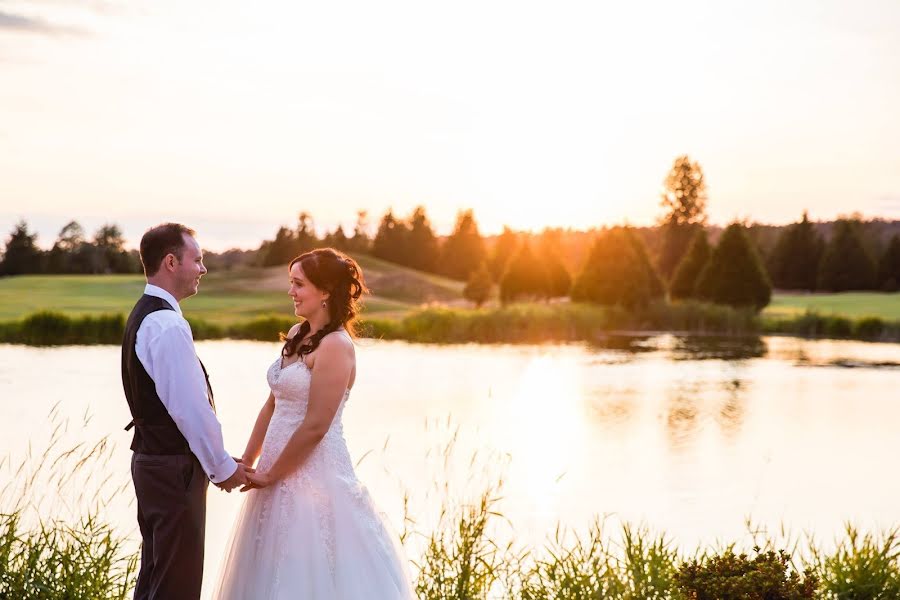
[372,209,409,265]
[463,261,493,307]
[0,220,43,276]
[261,226,299,266]
[878,234,900,291]
[695,223,772,310]
[669,228,711,300]
[570,227,664,308]
[295,212,318,254]
[324,225,349,251]
[439,209,486,281]
[47,221,87,273]
[657,155,708,280]
[490,226,518,280]
[406,206,440,273]
[768,211,823,291]
[348,210,372,254]
[500,241,548,304]
[817,219,877,291]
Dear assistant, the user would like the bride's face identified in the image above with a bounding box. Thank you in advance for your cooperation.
[288,262,329,319]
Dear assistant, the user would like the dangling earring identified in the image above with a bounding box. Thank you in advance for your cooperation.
[321,300,327,308]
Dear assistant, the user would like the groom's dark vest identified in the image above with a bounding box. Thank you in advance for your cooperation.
[121,294,214,455]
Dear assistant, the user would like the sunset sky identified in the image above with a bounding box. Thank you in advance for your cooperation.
[2,0,899,251]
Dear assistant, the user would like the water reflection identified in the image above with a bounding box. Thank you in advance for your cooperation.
[670,336,767,361]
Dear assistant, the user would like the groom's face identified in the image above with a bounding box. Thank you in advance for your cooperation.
[174,234,207,299]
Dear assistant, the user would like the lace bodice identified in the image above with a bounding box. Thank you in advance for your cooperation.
[256,357,354,482]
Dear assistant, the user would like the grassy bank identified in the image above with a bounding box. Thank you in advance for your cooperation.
[2,301,900,345]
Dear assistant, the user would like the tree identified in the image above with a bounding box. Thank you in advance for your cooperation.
[670,228,711,300]
[489,226,518,280]
[570,227,664,308]
[47,220,88,273]
[817,219,877,291]
[439,209,486,281]
[500,241,548,304]
[463,261,493,307]
[92,223,132,273]
[323,225,349,251]
[695,223,772,310]
[767,212,823,291]
[657,156,708,281]
[348,210,372,254]
[406,206,440,272]
[260,226,299,266]
[372,209,409,265]
[295,212,318,254]
[536,229,571,297]
[0,220,43,276]
[878,234,900,292]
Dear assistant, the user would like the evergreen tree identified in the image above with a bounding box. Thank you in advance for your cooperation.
[489,226,518,280]
[324,225,349,251]
[439,209,486,281]
[406,206,440,272]
[878,234,900,291]
[670,228,711,300]
[500,241,548,304]
[817,219,877,291]
[570,227,664,308]
[695,223,772,310]
[0,220,43,276]
[463,261,493,307]
[657,155,708,280]
[348,210,372,254]
[536,229,571,297]
[372,209,409,264]
[768,211,823,291]
[295,212,318,254]
[261,226,299,266]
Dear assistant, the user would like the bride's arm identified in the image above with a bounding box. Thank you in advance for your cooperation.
[241,391,276,467]
[245,335,353,487]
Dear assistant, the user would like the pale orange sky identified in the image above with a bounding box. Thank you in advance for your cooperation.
[1,0,899,250]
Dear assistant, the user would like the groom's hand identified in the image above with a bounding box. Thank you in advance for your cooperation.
[216,463,249,493]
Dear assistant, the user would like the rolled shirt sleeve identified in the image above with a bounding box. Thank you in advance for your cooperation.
[137,315,238,483]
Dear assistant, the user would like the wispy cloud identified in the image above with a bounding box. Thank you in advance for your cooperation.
[0,9,85,36]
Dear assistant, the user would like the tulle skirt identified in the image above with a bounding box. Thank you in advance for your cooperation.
[211,471,415,600]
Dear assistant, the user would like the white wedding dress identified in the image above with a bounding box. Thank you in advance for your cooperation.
[212,348,415,599]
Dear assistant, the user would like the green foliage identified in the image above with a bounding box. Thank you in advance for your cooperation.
[1,311,125,345]
[407,206,441,273]
[670,228,711,300]
[817,219,877,291]
[463,262,493,307]
[768,212,824,291]
[0,220,43,276]
[695,223,772,310]
[499,242,548,304]
[439,209,487,281]
[877,234,900,292]
[810,525,900,600]
[676,548,818,600]
[571,227,664,308]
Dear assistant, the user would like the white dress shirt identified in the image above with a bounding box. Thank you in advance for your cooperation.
[135,284,238,483]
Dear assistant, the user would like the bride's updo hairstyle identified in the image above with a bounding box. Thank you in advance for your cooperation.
[280,248,368,359]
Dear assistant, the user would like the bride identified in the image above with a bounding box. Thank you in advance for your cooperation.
[212,248,415,599]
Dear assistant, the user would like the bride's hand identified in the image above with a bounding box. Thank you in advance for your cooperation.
[240,470,274,492]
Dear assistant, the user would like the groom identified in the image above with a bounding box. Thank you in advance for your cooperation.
[121,223,248,600]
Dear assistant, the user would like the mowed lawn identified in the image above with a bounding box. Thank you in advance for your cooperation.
[763,291,900,320]
[0,256,462,325]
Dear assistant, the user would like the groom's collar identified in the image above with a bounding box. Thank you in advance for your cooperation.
[144,283,183,316]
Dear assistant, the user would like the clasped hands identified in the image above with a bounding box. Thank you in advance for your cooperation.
[213,456,276,493]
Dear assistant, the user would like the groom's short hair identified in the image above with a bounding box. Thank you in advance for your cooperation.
[140,223,197,276]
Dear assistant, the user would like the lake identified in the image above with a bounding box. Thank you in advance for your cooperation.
[2,335,899,597]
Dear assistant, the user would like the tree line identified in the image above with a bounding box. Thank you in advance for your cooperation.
[4,155,900,313]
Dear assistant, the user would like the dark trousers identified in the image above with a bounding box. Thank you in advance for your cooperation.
[131,453,208,600]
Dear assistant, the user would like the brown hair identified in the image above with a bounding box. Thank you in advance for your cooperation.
[280,248,368,358]
[139,223,196,277]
